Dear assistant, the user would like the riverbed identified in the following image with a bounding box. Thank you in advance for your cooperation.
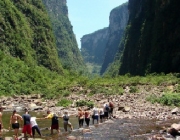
[1,111,180,140]
[2,111,80,140]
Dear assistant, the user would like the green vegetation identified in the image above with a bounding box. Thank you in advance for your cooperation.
[0,0,63,73]
[0,0,180,109]
[85,63,101,76]
[57,98,72,107]
[146,92,180,107]
[76,100,94,108]
[118,1,180,76]
[42,0,86,73]
[129,86,138,93]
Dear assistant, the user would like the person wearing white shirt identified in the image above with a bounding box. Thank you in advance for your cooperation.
[30,117,42,138]
[92,107,99,124]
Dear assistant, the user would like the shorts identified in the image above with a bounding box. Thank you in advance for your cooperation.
[93,115,99,120]
[63,121,72,131]
[51,124,59,130]
[12,123,20,129]
[104,112,109,118]
[109,108,113,113]
[100,115,104,119]
[64,121,71,126]
[22,124,32,134]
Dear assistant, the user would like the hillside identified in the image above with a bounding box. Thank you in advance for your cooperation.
[0,0,80,96]
[42,0,86,72]
[0,0,63,73]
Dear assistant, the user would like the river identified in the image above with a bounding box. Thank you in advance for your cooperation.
[1,111,180,140]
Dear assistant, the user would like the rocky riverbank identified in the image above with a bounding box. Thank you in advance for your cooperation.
[0,84,180,139]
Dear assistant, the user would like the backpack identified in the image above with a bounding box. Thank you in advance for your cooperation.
[105,105,110,112]
[52,114,59,123]
[109,102,114,108]
[63,115,69,121]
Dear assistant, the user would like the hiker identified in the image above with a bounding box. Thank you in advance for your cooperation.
[99,107,104,123]
[103,103,109,120]
[84,108,91,127]
[92,106,99,124]
[30,116,43,138]
[109,101,114,118]
[77,107,84,128]
[62,110,73,132]
[9,110,23,140]
[22,108,32,139]
[44,110,60,134]
[0,107,3,139]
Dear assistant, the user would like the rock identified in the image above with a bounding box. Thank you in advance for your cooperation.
[167,123,180,137]
[171,107,179,115]
[34,99,42,104]
[66,135,77,140]
[151,134,165,140]
[118,106,124,111]
[82,129,91,133]
[123,106,130,112]
[15,106,24,111]
[171,123,180,130]
[28,103,37,109]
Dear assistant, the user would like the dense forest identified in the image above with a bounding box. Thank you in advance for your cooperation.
[0,0,63,73]
[42,0,86,72]
[0,0,85,97]
[118,0,180,75]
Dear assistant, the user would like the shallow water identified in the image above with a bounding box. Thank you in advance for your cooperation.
[1,111,180,140]
[1,111,81,140]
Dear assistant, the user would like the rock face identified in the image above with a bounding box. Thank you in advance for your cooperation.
[118,0,180,75]
[81,2,129,74]
[81,28,109,65]
[100,2,129,74]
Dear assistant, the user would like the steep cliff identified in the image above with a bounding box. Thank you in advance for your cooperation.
[81,2,129,75]
[100,3,129,75]
[42,0,86,72]
[119,0,180,75]
[81,28,109,64]
[81,28,109,74]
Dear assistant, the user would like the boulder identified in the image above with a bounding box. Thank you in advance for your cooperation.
[171,107,179,115]
[66,135,77,140]
[28,103,37,110]
[123,106,130,112]
[167,123,180,137]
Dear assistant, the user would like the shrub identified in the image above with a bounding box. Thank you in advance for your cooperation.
[129,86,138,93]
[56,98,72,107]
[146,93,180,106]
[76,100,94,108]
[158,93,180,106]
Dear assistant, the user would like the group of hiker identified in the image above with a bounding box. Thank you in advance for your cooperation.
[77,100,115,128]
[0,100,114,139]
[0,107,73,140]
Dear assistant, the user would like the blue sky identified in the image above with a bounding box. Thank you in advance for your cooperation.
[67,0,128,49]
